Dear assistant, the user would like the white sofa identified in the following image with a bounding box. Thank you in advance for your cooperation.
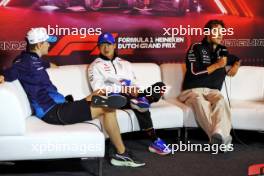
[0,63,183,175]
[0,63,263,172]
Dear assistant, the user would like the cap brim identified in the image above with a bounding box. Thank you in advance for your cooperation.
[46,36,57,43]
[99,40,115,45]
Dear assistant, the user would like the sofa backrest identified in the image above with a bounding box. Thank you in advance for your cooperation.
[229,66,264,101]
[47,63,162,99]
[3,64,261,137]
[0,65,91,136]
[47,65,92,100]
[0,80,31,135]
[160,63,186,99]
[160,63,230,99]
[132,63,162,89]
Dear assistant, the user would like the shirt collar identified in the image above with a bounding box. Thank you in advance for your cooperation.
[99,53,118,61]
[28,51,40,58]
[21,51,40,59]
[202,38,216,53]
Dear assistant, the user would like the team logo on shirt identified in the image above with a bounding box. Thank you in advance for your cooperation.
[202,49,208,55]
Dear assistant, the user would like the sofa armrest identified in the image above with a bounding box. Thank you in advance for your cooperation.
[0,81,31,136]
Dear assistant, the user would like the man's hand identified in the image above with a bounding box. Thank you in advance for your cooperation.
[50,63,59,68]
[93,89,106,96]
[130,86,140,97]
[0,75,5,84]
[227,61,240,77]
[86,89,106,101]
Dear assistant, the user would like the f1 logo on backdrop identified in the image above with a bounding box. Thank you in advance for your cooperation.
[248,164,264,176]
[48,33,133,56]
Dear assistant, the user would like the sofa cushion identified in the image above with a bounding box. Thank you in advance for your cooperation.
[231,100,264,131]
[0,80,31,136]
[115,100,183,134]
[0,116,105,161]
[166,98,198,128]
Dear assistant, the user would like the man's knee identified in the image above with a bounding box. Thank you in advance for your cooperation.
[179,90,199,103]
[101,107,116,114]
[216,97,227,107]
[91,106,115,118]
[185,92,201,103]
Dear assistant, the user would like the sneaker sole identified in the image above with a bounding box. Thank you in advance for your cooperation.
[91,95,127,109]
[148,146,170,156]
[222,136,233,153]
[224,135,232,145]
[110,159,145,167]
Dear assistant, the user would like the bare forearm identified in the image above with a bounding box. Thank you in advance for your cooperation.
[50,62,58,68]
[207,63,220,74]
[207,57,227,74]
[0,75,4,84]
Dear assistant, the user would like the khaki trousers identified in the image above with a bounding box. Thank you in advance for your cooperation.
[178,88,231,140]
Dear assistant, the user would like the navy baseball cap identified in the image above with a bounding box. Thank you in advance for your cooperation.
[98,32,115,45]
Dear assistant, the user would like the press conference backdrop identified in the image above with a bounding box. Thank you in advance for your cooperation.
[0,0,263,70]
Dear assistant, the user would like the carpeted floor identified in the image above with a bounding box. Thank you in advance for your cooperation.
[0,129,264,176]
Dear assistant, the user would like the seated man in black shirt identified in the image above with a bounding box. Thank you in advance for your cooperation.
[178,20,240,146]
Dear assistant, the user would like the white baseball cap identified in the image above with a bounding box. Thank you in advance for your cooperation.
[26,27,57,44]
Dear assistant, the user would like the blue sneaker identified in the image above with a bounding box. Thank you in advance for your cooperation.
[148,138,171,155]
[130,97,150,112]
[120,79,132,86]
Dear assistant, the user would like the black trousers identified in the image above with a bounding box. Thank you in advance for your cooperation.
[42,99,92,125]
[121,82,165,130]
